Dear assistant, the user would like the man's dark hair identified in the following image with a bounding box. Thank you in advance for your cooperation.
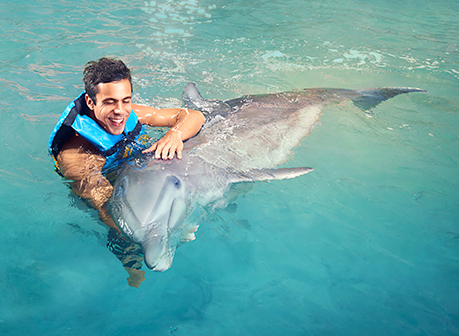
[83,57,132,103]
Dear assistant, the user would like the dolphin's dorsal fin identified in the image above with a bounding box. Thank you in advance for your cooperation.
[182,83,232,117]
[229,167,313,183]
[351,87,426,111]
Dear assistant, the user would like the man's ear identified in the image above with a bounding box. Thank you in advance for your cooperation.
[85,94,95,111]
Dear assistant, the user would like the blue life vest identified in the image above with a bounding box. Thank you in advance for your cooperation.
[48,92,149,176]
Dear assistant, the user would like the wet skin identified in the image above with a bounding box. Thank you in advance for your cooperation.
[85,79,132,136]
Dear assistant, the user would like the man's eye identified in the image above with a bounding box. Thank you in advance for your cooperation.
[123,99,131,104]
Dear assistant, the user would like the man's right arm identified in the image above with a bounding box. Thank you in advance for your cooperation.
[56,134,118,231]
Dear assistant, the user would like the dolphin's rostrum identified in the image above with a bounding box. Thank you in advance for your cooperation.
[109,83,425,271]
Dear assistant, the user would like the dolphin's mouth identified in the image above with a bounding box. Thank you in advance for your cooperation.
[144,197,187,271]
[140,178,187,271]
[141,224,180,272]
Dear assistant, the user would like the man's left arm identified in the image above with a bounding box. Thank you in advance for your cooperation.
[133,104,205,160]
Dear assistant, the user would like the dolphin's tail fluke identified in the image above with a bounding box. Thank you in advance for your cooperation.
[350,87,426,112]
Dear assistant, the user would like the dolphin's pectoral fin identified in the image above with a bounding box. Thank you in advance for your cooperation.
[179,225,199,244]
[229,167,313,183]
[182,82,232,117]
[351,87,426,111]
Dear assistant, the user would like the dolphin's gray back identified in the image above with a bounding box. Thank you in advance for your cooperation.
[183,84,425,172]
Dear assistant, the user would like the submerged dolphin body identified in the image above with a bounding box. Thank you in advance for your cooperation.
[109,83,425,271]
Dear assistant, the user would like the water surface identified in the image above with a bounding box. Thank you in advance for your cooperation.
[0,0,458,335]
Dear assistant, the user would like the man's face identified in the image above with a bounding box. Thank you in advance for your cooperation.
[85,78,132,135]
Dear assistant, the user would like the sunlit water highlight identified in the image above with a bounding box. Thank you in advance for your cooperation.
[0,0,458,335]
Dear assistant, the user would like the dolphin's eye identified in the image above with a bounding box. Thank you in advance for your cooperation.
[169,176,181,189]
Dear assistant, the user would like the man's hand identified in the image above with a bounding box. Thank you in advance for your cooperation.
[142,129,184,160]
[125,268,146,288]
[134,103,205,160]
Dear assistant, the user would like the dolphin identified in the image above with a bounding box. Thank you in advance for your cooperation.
[108,83,425,271]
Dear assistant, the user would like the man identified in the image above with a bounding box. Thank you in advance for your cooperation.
[49,57,205,287]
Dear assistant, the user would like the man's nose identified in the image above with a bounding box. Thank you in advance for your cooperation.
[114,101,123,113]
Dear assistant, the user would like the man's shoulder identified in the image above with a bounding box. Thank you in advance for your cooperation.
[59,134,98,154]
[56,135,106,179]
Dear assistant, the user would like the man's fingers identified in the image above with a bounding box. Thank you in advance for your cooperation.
[142,142,157,154]
[155,144,165,159]
[176,143,183,159]
[166,144,179,160]
[143,138,183,160]
[162,145,171,160]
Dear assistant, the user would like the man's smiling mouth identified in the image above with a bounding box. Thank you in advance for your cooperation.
[109,117,125,126]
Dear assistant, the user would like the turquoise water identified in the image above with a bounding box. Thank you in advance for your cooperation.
[1,0,458,334]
